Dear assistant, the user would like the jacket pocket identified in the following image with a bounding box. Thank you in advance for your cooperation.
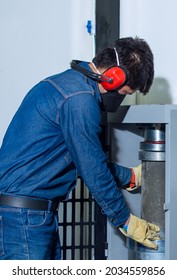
[0,216,5,256]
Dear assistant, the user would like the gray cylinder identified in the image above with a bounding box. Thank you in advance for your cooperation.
[137,161,165,260]
[128,126,165,260]
[141,161,165,229]
[138,126,165,260]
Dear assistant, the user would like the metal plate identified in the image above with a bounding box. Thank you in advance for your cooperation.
[139,150,165,161]
[140,142,165,152]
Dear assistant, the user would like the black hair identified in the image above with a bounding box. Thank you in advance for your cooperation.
[92,37,154,94]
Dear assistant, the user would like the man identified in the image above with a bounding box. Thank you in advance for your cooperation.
[0,37,160,260]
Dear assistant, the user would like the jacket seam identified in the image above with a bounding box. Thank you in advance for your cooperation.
[42,79,94,99]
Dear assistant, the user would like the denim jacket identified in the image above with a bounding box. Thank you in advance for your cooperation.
[0,62,130,227]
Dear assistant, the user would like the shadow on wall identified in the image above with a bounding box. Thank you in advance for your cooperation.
[136,77,172,104]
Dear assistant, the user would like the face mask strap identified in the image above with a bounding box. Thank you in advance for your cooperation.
[113,47,120,66]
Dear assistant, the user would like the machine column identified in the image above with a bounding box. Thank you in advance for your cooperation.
[138,125,165,259]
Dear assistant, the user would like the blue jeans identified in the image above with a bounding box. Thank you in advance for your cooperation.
[0,206,61,260]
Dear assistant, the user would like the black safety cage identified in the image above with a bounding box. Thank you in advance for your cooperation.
[58,178,107,260]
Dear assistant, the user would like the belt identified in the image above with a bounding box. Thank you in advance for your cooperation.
[0,193,59,211]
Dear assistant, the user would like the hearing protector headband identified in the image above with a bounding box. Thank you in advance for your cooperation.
[70,48,127,91]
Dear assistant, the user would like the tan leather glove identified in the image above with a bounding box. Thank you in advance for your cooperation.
[126,164,142,191]
[119,214,160,250]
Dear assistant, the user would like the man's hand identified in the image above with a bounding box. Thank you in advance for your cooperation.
[126,164,142,191]
[119,214,160,250]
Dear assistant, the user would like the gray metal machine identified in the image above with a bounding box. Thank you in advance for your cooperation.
[107,104,177,260]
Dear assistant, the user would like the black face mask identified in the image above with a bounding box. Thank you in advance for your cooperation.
[101,91,125,113]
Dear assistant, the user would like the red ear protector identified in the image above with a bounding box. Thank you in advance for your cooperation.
[70,48,127,91]
[100,66,127,91]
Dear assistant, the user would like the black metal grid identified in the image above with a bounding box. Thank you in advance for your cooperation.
[58,178,107,260]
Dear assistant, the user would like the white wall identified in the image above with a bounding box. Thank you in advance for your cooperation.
[0,0,95,144]
[2,0,176,141]
[120,0,177,105]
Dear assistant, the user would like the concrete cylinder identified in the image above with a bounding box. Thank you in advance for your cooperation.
[141,161,165,229]
[136,161,165,260]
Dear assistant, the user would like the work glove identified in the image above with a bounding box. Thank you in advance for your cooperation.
[119,214,160,250]
[126,164,142,191]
